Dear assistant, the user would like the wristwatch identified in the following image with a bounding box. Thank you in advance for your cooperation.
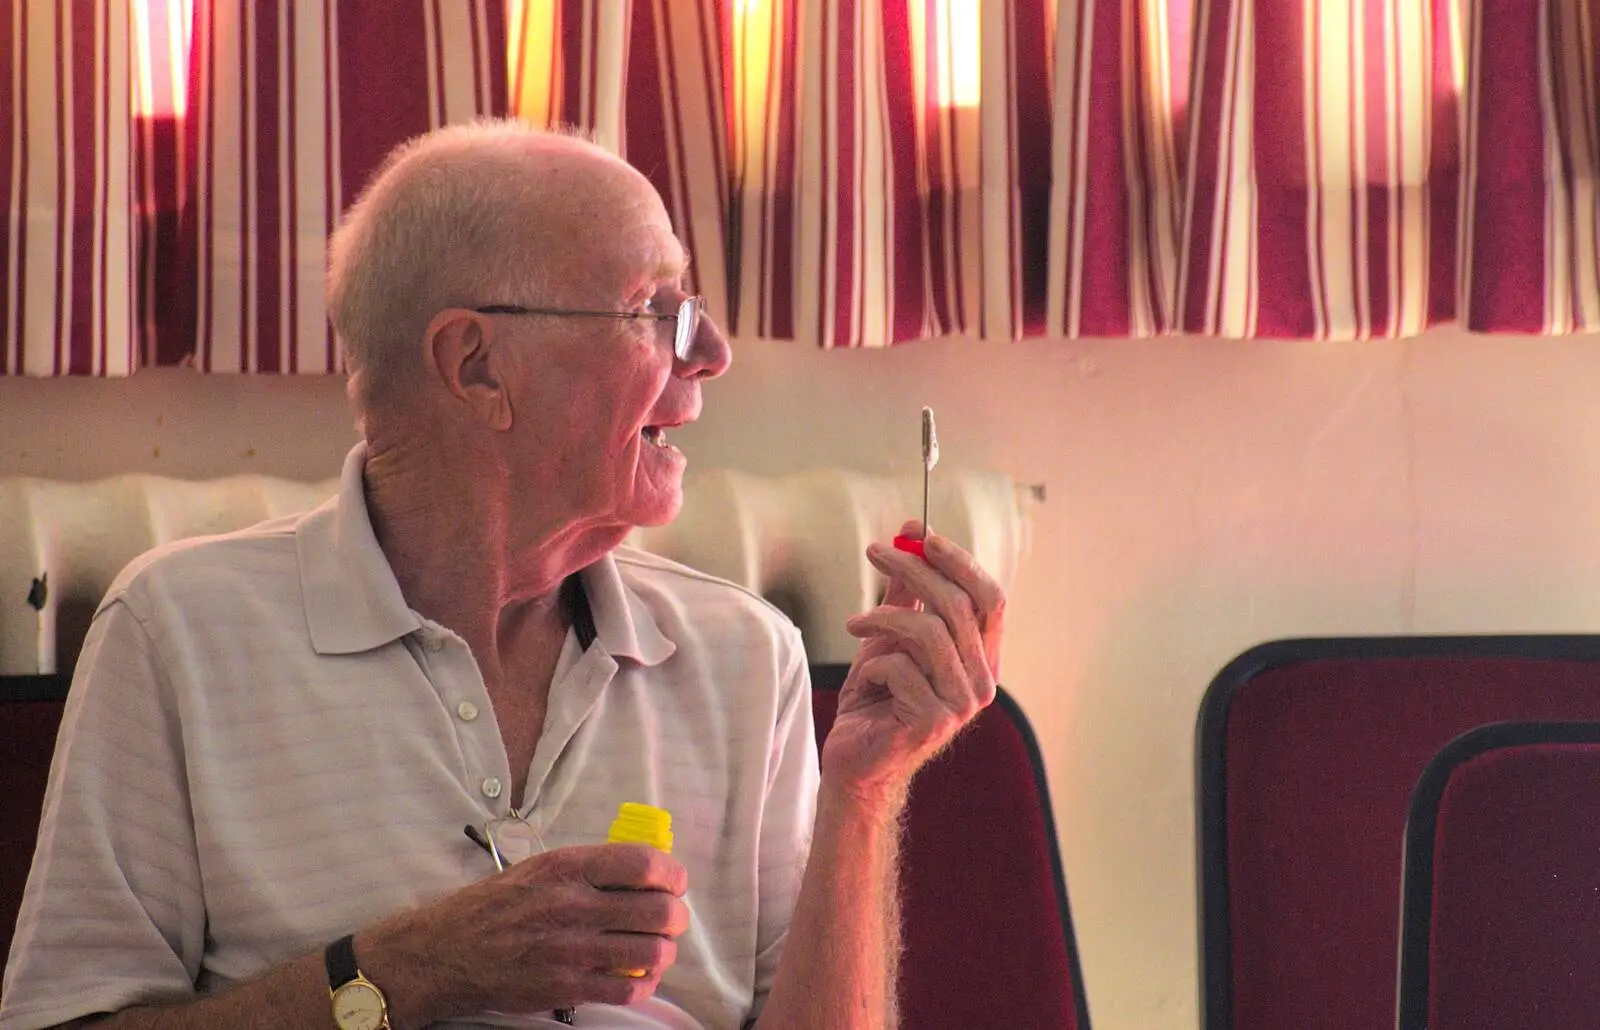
[325,933,391,1030]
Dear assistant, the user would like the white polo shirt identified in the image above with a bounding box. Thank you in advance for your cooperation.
[0,445,820,1030]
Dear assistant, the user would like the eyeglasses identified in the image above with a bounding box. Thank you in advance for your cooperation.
[473,296,704,361]
[464,816,545,872]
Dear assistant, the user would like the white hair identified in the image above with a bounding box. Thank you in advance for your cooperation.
[326,119,609,413]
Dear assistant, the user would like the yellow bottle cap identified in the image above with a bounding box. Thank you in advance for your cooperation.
[607,802,673,853]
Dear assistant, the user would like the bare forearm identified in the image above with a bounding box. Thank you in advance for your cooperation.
[758,783,903,1030]
[67,951,329,1030]
[69,928,450,1030]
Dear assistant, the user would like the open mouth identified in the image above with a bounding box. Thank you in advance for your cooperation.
[641,425,672,448]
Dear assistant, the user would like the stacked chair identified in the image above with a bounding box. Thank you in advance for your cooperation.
[1396,720,1600,1030]
[1196,635,1600,1030]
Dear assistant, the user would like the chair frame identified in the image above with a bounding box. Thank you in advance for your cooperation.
[1195,634,1600,1030]
[1394,718,1600,1030]
[811,662,1094,1030]
[0,675,70,702]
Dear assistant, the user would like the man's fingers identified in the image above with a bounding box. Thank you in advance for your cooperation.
[593,844,686,895]
[580,967,664,1008]
[577,929,677,978]
[856,650,935,708]
[925,533,1007,672]
[845,607,975,715]
[852,651,964,740]
[589,886,691,938]
[865,540,999,696]
[879,575,918,610]
[877,520,925,609]
[520,843,687,896]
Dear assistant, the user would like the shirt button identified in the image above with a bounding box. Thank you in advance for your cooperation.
[481,777,503,799]
[456,700,480,722]
[425,636,445,654]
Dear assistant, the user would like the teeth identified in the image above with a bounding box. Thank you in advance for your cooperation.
[642,426,669,448]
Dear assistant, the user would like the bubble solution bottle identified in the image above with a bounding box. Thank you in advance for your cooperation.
[607,803,673,979]
[608,802,673,852]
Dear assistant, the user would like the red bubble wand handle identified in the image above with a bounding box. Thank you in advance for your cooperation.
[893,407,939,559]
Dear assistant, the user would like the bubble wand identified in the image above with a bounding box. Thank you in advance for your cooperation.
[893,407,939,559]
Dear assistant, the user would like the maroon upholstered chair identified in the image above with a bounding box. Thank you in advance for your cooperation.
[811,664,1091,1030]
[1196,636,1600,1030]
[0,678,69,974]
[1396,721,1600,1030]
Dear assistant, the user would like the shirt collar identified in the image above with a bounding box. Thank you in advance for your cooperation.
[295,442,423,655]
[297,442,676,667]
[577,551,676,667]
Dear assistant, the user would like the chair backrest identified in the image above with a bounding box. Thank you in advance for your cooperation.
[1195,635,1600,1030]
[1396,721,1600,1030]
[810,664,1092,1029]
[0,678,69,971]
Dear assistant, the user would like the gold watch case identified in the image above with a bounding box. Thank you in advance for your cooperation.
[330,974,389,1030]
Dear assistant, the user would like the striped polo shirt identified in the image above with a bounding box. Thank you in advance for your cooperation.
[1,445,820,1030]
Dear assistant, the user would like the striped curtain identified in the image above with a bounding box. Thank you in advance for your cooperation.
[507,0,735,331]
[1170,0,1600,338]
[163,0,506,372]
[4,0,503,377]
[517,0,1600,347]
[509,0,1053,346]
[5,1,1600,374]
[2,2,135,375]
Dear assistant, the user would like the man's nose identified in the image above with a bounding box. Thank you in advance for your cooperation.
[676,309,732,380]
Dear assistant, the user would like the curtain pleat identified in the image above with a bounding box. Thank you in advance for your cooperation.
[1177,0,1459,338]
[509,0,734,328]
[1047,0,1188,337]
[2,1,135,376]
[1172,0,1600,339]
[159,0,506,372]
[1464,0,1600,333]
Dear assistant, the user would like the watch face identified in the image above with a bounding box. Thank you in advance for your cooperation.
[331,982,387,1030]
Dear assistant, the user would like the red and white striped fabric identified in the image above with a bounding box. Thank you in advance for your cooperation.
[164,0,506,372]
[1176,0,1464,338]
[507,0,733,331]
[7,0,1600,376]
[1463,0,1600,334]
[1172,0,1600,339]
[722,0,1052,346]
[133,0,192,369]
[1046,0,1191,338]
[1,1,136,376]
[514,0,1050,348]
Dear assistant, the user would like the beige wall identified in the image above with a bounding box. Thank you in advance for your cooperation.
[5,328,1600,1029]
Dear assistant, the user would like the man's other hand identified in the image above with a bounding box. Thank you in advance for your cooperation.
[827,519,1006,809]
[361,842,691,1023]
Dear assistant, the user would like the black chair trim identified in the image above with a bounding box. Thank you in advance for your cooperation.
[1394,718,1600,1030]
[1194,634,1600,1030]
[810,662,1092,1029]
[0,675,71,702]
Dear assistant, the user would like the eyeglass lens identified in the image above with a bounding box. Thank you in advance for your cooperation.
[484,817,545,870]
[674,297,702,361]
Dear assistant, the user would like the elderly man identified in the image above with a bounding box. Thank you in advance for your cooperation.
[0,121,1004,1030]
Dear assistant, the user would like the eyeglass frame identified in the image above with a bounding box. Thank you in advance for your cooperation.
[472,295,704,362]
[465,816,547,872]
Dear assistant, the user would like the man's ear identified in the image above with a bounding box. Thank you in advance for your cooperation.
[423,309,513,430]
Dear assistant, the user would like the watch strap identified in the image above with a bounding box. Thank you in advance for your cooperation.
[325,933,360,989]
